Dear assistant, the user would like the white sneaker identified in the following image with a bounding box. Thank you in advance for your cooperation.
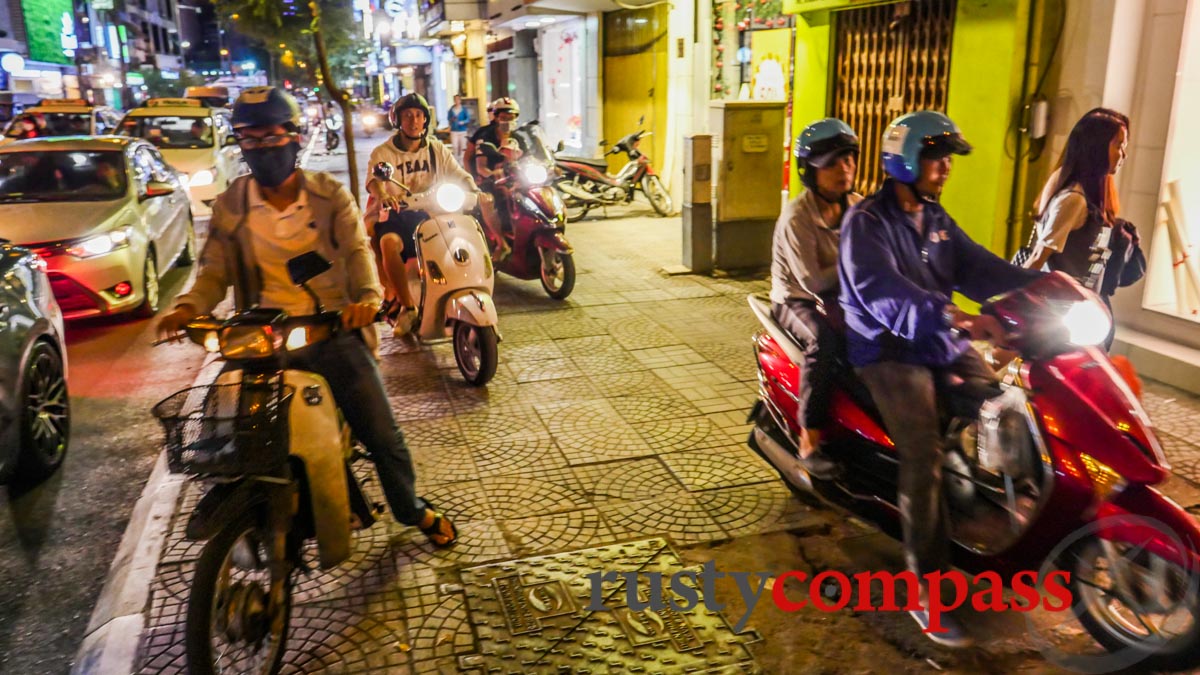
[393,309,416,337]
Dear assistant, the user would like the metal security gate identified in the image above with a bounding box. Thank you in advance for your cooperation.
[832,0,956,194]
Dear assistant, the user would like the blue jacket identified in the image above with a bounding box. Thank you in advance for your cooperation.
[838,179,1041,367]
[449,106,470,133]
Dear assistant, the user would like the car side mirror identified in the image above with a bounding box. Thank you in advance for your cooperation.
[287,251,333,286]
[142,181,175,200]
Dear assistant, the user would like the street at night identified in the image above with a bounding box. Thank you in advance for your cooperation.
[5,0,1200,673]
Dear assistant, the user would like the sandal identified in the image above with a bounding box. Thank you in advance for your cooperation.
[418,502,458,548]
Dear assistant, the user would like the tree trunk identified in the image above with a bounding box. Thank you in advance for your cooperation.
[310,16,359,205]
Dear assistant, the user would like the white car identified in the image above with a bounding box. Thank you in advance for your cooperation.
[0,136,194,319]
[117,98,241,217]
[1,99,122,146]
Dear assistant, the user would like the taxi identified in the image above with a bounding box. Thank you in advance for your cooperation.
[116,97,241,216]
[1,98,121,145]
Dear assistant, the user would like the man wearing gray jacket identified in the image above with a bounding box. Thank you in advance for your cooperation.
[157,86,457,547]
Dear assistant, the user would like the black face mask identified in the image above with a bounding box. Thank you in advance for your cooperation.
[243,142,300,188]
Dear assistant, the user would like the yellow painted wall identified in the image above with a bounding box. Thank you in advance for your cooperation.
[787,11,833,198]
[602,6,669,174]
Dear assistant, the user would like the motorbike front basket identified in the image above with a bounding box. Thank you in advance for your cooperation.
[152,381,293,477]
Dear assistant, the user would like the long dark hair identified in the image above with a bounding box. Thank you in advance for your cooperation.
[1049,108,1129,222]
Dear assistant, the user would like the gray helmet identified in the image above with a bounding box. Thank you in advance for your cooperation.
[231,86,301,131]
[389,93,431,134]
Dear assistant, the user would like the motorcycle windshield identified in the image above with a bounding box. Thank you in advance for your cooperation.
[515,124,554,165]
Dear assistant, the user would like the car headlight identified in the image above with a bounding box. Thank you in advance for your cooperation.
[219,325,280,359]
[67,226,133,258]
[1064,300,1111,346]
[306,105,320,118]
[521,162,549,185]
[435,183,466,212]
[186,169,214,187]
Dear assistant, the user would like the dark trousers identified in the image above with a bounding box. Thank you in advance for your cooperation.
[226,331,424,525]
[856,349,996,579]
[772,299,838,429]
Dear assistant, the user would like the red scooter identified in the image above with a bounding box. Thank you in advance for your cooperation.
[479,136,575,300]
[748,272,1200,669]
[553,126,673,221]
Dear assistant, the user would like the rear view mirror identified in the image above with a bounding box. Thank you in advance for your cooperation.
[372,162,395,181]
[287,251,332,286]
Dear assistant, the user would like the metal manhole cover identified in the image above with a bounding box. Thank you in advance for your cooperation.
[458,538,758,673]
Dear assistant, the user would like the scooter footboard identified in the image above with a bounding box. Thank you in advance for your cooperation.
[444,290,500,335]
[1096,485,1200,571]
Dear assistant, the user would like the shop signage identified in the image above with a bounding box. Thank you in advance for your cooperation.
[741,134,769,153]
[93,0,114,9]
[126,72,145,85]
[20,0,75,65]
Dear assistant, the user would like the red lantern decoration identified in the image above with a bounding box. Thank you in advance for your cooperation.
[715,60,723,67]
[716,45,725,52]
[715,84,723,91]
[715,20,724,29]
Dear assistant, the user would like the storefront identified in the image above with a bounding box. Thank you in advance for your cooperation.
[538,17,588,151]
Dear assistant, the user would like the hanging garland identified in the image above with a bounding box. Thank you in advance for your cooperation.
[711,0,726,97]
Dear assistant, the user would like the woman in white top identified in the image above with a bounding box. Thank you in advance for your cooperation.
[768,118,863,479]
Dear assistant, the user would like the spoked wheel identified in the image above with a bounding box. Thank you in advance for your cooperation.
[453,321,499,386]
[560,193,591,223]
[135,253,160,318]
[186,511,292,675]
[1068,536,1200,670]
[538,248,576,300]
[178,212,197,266]
[14,342,69,485]
[642,175,672,216]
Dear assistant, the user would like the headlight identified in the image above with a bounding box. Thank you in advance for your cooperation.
[1064,300,1111,346]
[306,105,320,118]
[435,183,466,212]
[521,162,549,185]
[186,169,214,187]
[219,325,280,359]
[67,226,133,258]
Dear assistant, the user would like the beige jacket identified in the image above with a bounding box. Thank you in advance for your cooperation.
[769,189,863,306]
[175,170,383,315]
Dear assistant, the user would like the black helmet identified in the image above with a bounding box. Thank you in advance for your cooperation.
[232,86,301,131]
[389,93,432,135]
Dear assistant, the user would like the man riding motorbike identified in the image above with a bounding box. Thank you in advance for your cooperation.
[770,118,862,480]
[364,93,477,334]
[157,86,458,549]
[838,110,1041,647]
[468,97,526,260]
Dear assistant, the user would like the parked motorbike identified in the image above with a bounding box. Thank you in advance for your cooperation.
[747,272,1200,670]
[479,133,576,300]
[372,162,500,385]
[324,114,342,151]
[553,123,672,221]
[154,252,383,675]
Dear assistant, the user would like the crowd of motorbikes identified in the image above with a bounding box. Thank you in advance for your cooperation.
[147,104,1200,675]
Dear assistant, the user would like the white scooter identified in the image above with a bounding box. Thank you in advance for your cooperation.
[372,162,501,386]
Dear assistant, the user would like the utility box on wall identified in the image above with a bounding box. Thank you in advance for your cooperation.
[709,100,786,269]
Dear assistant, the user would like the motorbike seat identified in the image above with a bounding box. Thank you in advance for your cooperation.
[556,154,609,170]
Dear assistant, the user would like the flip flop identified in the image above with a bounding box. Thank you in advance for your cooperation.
[418,501,458,548]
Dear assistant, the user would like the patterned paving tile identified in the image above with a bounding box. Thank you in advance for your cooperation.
[411,442,479,484]
[469,431,569,477]
[607,394,703,425]
[652,361,743,391]
[571,458,687,501]
[553,419,658,465]
[628,344,711,369]
[400,417,467,448]
[661,445,781,491]
[607,315,680,350]
[388,393,457,422]
[552,334,624,357]
[454,402,547,443]
[389,519,512,568]
[587,369,677,399]
[533,398,624,436]
[512,376,600,404]
[695,481,829,538]
[479,471,592,518]
[507,357,585,383]
[597,493,728,545]
[501,339,566,363]
[397,584,474,663]
[497,508,615,556]
[570,349,648,375]
[417,480,494,522]
[542,314,609,339]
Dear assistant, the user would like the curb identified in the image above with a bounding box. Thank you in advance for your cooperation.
[71,359,223,675]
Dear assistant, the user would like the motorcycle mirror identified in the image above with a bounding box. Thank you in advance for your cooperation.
[479,142,504,161]
[372,162,395,181]
[555,140,565,153]
[287,251,333,287]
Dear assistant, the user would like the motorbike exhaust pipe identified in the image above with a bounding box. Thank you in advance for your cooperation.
[753,425,814,493]
[555,181,603,204]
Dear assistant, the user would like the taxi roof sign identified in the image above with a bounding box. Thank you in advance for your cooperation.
[35,98,91,107]
[146,98,204,108]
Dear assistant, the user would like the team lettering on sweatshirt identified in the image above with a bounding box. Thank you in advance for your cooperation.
[400,158,430,175]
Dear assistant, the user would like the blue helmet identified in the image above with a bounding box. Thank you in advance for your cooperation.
[880,111,972,183]
[795,117,859,167]
[232,86,302,131]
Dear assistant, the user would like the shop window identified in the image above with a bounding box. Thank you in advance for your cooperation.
[831,0,956,194]
[1144,2,1200,322]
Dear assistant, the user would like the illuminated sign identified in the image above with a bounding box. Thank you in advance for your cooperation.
[20,0,75,65]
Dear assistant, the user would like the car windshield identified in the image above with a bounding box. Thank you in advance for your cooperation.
[118,115,213,149]
[0,150,128,202]
[4,112,91,139]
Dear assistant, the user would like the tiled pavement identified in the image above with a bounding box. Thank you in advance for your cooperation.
[131,204,1200,673]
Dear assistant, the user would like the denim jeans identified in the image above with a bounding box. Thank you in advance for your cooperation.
[229,330,425,525]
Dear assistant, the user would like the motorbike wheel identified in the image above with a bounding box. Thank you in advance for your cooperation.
[1067,535,1200,670]
[642,175,673,216]
[325,131,339,151]
[539,249,576,300]
[453,322,499,387]
[186,510,293,675]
